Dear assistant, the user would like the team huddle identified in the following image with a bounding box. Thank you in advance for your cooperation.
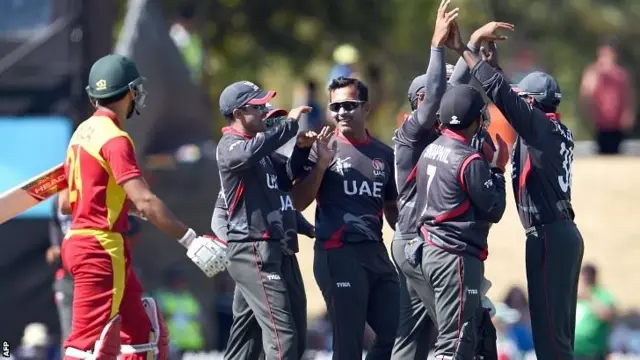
[56,1,584,359]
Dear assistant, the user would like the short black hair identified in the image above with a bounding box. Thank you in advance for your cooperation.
[581,263,598,285]
[94,90,129,107]
[328,77,368,102]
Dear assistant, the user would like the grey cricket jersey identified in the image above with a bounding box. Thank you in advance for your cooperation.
[416,130,506,259]
[393,47,448,241]
[212,153,314,254]
[291,131,397,247]
[472,61,576,228]
[216,121,308,242]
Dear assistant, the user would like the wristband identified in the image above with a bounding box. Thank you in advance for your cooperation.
[178,228,197,248]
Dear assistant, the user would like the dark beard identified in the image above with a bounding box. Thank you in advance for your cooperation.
[126,100,136,119]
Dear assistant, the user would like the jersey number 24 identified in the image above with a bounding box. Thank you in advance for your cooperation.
[66,146,83,204]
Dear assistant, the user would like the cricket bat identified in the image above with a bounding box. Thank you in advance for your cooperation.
[0,142,212,225]
[0,164,67,225]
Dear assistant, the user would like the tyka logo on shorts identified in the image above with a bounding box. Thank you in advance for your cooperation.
[336,282,351,288]
[264,273,281,281]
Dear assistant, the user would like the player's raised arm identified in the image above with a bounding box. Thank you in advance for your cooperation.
[448,21,556,146]
[216,82,309,173]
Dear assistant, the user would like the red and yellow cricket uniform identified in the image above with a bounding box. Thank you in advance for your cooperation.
[61,108,152,358]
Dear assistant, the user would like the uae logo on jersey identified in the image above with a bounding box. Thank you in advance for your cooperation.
[372,158,385,177]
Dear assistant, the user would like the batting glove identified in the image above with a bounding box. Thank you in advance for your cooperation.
[178,229,230,277]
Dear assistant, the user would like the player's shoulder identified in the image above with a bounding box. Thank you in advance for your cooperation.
[369,136,394,162]
[368,135,393,153]
[71,116,131,149]
[217,132,246,153]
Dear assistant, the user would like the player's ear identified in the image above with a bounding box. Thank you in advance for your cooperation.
[361,102,371,115]
[232,108,244,122]
[417,93,425,102]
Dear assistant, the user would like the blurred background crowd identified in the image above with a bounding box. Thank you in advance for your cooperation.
[1,0,640,359]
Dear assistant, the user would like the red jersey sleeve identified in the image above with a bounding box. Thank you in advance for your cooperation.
[100,136,142,185]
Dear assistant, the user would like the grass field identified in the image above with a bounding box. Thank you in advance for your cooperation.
[296,156,640,318]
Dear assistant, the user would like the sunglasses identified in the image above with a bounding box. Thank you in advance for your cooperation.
[328,100,365,113]
[241,104,267,112]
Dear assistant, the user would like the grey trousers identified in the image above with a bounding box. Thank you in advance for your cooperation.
[390,239,437,360]
[224,241,305,360]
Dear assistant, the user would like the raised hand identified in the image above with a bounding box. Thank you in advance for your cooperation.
[288,106,312,121]
[296,131,318,148]
[470,22,514,49]
[432,0,460,47]
[316,126,336,169]
[444,20,464,52]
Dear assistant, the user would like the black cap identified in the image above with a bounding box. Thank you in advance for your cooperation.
[513,71,562,109]
[438,84,486,129]
[219,81,276,117]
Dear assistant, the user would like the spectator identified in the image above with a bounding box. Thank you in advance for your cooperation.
[579,36,636,154]
[155,267,206,359]
[298,79,324,132]
[16,323,50,360]
[212,272,234,351]
[492,303,523,360]
[169,3,204,84]
[507,48,540,84]
[47,195,71,352]
[307,312,332,352]
[575,263,616,360]
[503,286,534,354]
[326,43,360,87]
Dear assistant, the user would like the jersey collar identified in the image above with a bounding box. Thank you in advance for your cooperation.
[546,113,561,122]
[94,108,122,128]
[442,128,471,144]
[222,126,253,139]
[334,128,371,146]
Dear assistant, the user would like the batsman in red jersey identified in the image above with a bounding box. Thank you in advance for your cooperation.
[61,54,228,360]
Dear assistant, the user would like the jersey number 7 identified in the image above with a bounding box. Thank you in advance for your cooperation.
[421,164,437,215]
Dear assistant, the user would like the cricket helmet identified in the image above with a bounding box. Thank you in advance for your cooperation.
[87,54,146,105]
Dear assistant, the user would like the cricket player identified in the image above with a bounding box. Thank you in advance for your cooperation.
[450,21,585,359]
[216,81,315,360]
[49,194,143,350]
[390,2,457,358]
[290,77,400,360]
[211,107,314,360]
[61,54,224,360]
[410,84,508,360]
